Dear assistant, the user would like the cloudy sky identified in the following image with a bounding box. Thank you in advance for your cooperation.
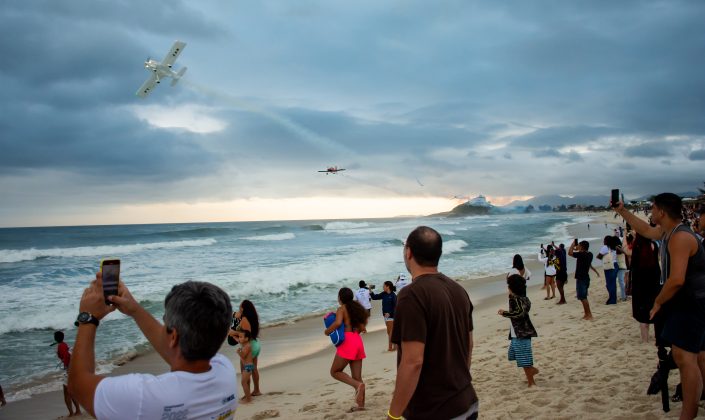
[1,1,704,227]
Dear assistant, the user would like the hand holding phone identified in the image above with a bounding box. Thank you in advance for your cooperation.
[611,189,620,208]
[101,259,120,305]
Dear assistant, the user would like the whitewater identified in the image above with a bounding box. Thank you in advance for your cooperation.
[0,212,591,400]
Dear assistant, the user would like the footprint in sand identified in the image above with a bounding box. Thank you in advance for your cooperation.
[250,409,280,419]
[300,403,317,412]
[320,390,335,396]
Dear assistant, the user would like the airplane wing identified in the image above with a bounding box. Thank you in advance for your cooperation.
[162,41,186,67]
[135,73,158,98]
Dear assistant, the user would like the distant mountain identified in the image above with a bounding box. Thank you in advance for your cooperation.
[503,195,610,208]
[430,195,494,217]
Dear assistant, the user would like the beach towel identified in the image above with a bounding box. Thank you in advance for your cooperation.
[324,312,346,347]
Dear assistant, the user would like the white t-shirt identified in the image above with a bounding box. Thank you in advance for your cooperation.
[94,353,237,420]
[354,288,372,310]
[507,267,531,281]
[599,245,616,269]
[395,279,411,291]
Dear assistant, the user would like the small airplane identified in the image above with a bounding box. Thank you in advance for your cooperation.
[318,166,346,174]
[136,41,188,98]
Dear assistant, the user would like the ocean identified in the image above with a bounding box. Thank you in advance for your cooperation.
[0,212,590,400]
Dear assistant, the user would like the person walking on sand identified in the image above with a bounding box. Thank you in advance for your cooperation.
[616,193,705,420]
[498,274,539,387]
[569,239,600,320]
[51,331,81,417]
[69,275,238,419]
[508,254,531,281]
[387,226,478,420]
[228,300,262,397]
[370,281,398,351]
[555,243,569,304]
[538,245,558,300]
[324,287,369,412]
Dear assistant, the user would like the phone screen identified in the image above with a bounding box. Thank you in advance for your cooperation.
[611,189,620,207]
[101,259,120,305]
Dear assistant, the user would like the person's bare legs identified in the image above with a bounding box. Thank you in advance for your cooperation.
[581,299,593,320]
[330,354,364,407]
[545,276,551,299]
[62,384,74,416]
[549,277,556,299]
[72,396,81,417]
[640,323,650,343]
[349,359,365,409]
[385,321,395,351]
[672,345,703,419]
[240,371,252,403]
[523,367,539,387]
[251,357,262,396]
[556,280,566,304]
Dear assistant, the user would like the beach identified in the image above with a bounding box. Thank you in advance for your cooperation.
[1,213,684,419]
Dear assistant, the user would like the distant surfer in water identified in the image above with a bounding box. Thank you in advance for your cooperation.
[324,287,369,411]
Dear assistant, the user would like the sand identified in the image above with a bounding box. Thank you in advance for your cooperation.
[1,212,689,419]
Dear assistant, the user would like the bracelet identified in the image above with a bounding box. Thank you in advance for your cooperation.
[387,410,402,420]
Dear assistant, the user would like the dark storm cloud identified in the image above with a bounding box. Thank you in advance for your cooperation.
[511,126,614,150]
[623,142,673,158]
[690,150,705,161]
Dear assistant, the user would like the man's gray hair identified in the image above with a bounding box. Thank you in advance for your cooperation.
[164,281,232,361]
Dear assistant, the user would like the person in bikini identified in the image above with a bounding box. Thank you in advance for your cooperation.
[324,287,369,412]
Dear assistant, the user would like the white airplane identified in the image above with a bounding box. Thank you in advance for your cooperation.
[136,41,187,98]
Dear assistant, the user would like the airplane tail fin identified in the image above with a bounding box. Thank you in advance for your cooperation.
[171,67,187,86]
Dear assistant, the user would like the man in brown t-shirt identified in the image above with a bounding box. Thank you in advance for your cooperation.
[387,226,478,420]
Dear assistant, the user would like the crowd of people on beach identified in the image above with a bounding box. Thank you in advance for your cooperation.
[4,195,704,420]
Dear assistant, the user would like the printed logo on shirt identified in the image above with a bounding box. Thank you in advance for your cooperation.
[221,394,235,405]
[160,404,188,420]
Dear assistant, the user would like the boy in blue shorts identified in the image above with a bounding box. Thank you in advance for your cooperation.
[498,274,539,386]
[569,240,600,320]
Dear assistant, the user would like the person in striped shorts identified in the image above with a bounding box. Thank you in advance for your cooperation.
[498,274,539,386]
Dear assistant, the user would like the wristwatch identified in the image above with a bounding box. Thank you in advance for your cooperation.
[74,312,100,327]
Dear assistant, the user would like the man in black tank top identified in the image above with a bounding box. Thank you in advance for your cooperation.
[616,193,705,419]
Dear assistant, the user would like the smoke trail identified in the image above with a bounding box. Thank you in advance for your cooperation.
[181,79,353,156]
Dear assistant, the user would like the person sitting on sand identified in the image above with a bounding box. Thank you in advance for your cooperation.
[228,300,262,397]
[236,330,255,404]
[569,239,600,320]
[370,280,398,351]
[52,331,81,417]
[507,254,531,281]
[324,287,369,412]
[69,275,238,419]
[538,245,558,300]
[498,274,539,387]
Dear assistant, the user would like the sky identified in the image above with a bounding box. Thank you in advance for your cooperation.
[1,1,704,227]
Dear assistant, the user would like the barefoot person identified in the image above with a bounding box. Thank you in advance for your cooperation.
[370,281,398,351]
[569,239,600,320]
[538,245,558,300]
[229,300,262,397]
[68,274,238,419]
[387,226,478,420]
[499,274,539,387]
[236,331,255,404]
[555,243,569,304]
[615,193,705,420]
[324,287,369,411]
[52,331,81,417]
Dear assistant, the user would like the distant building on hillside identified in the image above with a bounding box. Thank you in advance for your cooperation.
[466,195,492,207]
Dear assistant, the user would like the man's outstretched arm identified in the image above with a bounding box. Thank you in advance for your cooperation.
[68,273,115,417]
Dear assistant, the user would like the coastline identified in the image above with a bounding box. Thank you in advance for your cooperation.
[2,211,659,419]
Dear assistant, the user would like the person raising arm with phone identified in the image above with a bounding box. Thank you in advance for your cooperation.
[68,272,238,420]
[614,193,705,420]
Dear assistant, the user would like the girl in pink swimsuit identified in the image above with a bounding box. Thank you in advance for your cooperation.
[324,287,370,411]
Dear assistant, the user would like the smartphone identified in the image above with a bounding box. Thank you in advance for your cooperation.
[611,189,620,207]
[574,238,579,246]
[101,258,120,305]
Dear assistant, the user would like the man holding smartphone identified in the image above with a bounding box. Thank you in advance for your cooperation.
[615,193,705,419]
[68,274,238,419]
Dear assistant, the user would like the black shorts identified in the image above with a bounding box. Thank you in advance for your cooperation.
[661,297,705,353]
[556,272,568,285]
